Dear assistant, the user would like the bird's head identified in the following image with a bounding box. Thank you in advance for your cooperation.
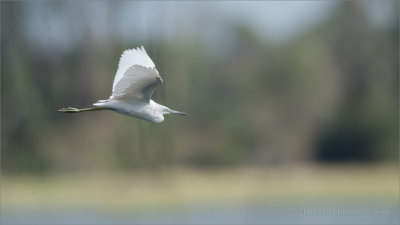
[161,106,186,116]
[152,105,186,123]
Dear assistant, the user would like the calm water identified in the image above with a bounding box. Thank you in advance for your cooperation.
[2,203,398,224]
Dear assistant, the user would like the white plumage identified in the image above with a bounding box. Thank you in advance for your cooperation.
[112,46,156,94]
[111,64,161,101]
[59,46,186,123]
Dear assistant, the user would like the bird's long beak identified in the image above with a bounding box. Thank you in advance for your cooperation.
[169,109,186,115]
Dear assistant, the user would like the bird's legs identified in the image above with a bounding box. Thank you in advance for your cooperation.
[57,106,106,113]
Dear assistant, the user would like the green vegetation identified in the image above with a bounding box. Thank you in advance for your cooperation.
[1,2,398,173]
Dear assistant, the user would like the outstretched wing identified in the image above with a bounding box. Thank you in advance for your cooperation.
[112,65,162,102]
[110,47,162,102]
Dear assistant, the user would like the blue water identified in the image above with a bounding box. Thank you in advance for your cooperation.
[2,203,398,224]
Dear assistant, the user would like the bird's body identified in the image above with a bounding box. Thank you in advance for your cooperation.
[94,99,165,123]
[58,46,185,123]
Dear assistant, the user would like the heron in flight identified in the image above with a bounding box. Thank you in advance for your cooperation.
[58,46,186,123]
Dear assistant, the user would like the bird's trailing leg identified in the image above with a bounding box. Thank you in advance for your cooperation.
[58,106,106,113]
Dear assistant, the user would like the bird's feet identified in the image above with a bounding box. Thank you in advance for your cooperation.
[58,107,79,113]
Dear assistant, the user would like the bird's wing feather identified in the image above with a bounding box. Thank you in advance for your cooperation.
[112,46,156,93]
[111,65,163,102]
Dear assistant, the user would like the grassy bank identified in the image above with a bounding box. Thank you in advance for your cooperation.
[1,164,398,211]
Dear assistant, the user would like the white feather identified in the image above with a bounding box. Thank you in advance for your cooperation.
[112,46,155,93]
[111,65,162,101]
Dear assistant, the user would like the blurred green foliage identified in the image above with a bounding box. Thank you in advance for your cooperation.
[1,1,398,174]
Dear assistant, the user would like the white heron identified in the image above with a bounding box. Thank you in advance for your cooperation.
[58,46,186,123]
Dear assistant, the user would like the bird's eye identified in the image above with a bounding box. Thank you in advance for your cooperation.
[164,109,168,112]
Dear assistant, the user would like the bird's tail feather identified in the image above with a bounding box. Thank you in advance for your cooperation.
[58,106,106,113]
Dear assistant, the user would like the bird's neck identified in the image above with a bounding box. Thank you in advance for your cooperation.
[149,99,164,108]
